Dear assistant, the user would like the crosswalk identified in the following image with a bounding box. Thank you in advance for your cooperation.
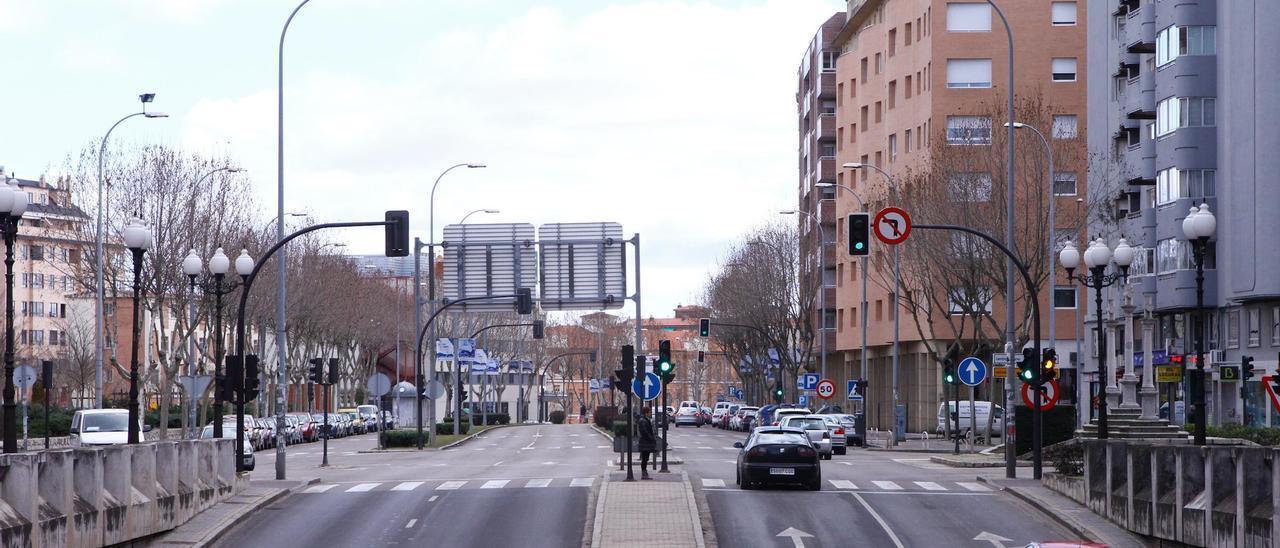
[302,477,596,494]
[697,477,994,493]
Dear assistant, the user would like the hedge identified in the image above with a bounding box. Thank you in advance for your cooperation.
[1183,423,1280,446]
[437,421,471,435]
[384,429,420,447]
[549,410,566,424]
[1015,405,1077,455]
[1044,439,1084,476]
[471,413,509,425]
[594,406,618,430]
[611,419,628,438]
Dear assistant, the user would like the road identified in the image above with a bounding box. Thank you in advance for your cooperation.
[669,423,1075,547]
[217,424,609,548]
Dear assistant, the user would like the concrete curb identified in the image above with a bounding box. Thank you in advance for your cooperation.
[976,476,1102,544]
[679,471,707,548]
[593,425,686,465]
[439,424,517,450]
[163,476,321,548]
[589,470,610,547]
[929,456,1006,468]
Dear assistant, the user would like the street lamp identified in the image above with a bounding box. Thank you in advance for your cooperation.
[1182,203,1216,445]
[1060,237,1133,439]
[95,95,168,409]
[459,208,499,225]
[1006,122,1059,358]
[0,177,28,453]
[779,210,829,382]
[183,248,243,438]
[122,217,153,444]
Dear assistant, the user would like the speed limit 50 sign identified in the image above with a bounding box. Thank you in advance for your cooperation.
[816,379,836,399]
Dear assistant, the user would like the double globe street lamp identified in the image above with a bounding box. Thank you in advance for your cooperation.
[0,177,28,453]
[122,217,154,444]
[1059,237,1134,439]
[182,247,251,438]
[1182,203,1216,445]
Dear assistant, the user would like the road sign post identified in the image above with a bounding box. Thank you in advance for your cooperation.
[958,357,988,387]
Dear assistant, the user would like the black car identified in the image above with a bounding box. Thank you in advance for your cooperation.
[734,427,821,490]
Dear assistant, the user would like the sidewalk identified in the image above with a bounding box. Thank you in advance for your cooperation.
[977,476,1150,548]
[591,471,704,548]
[149,477,319,548]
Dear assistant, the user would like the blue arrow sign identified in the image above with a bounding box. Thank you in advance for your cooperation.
[632,372,662,401]
[959,357,988,387]
[800,373,820,391]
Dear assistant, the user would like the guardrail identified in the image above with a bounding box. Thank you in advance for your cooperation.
[0,438,243,547]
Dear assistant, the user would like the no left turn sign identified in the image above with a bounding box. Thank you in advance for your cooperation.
[872,207,912,245]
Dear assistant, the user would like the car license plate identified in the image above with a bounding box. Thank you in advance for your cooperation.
[769,468,795,476]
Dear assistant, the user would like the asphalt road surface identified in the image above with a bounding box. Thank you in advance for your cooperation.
[218,424,609,548]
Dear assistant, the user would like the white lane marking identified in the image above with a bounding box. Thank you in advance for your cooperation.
[702,478,725,487]
[548,446,561,449]
[541,461,556,465]
[428,496,439,502]
[492,461,504,467]
[342,452,357,456]
[673,446,687,449]
[569,434,580,437]
[481,480,509,489]
[840,462,853,466]
[597,445,609,448]
[525,478,552,488]
[958,482,991,492]
[829,480,857,489]
[405,519,417,528]
[697,446,713,450]
[572,446,585,449]
[852,492,906,548]
[571,477,594,487]
[871,481,903,491]
[436,481,466,490]
[392,482,423,491]
[346,483,380,492]
[915,481,946,491]
[304,484,336,493]
[472,448,486,451]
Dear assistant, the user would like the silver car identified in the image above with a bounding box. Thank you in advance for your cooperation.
[813,415,848,455]
[673,406,702,427]
[779,415,833,459]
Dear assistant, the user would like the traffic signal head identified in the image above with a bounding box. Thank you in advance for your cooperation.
[621,345,634,369]
[384,210,409,257]
[223,355,244,402]
[1242,355,1256,380]
[657,340,673,373]
[848,213,870,256]
[308,357,324,384]
[774,385,784,402]
[943,365,957,385]
[1019,347,1037,383]
[243,354,261,401]
[328,357,340,385]
[516,287,533,315]
[699,318,710,338]
[532,319,545,339]
[697,350,705,364]
[634,355,646,383]
[1041,348,1058,383]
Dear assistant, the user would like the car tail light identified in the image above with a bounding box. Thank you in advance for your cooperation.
[747,447,766,459]
[835,427,844,435]
[797,446,815,457]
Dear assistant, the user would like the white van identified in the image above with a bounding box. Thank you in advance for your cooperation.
[711,402,733,427]
[69,409,149,446]
[936,401,1005,439]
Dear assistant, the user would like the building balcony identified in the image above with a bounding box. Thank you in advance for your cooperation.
[818,113,837,141]
[817,158,837,183]
[819,198,836,225]
[818,71,837,99]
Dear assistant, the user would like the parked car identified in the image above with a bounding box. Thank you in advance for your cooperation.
[779,415,833,459]
[69,409,147,446]
[733,407,759,431]
[813,415,848,455]
[256,418,277,448]
[828,413,863,447]
[936,401,1005,440]
[357,405,380,432]
[201,424,254,471]
[283,415,301,444]
[734,427,821,490]
[288,413,316,442]
[711,402,733,427]
[739,410,757,432]
[771,408,811,427]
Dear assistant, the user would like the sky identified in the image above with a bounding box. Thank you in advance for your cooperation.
[1,0,842,318]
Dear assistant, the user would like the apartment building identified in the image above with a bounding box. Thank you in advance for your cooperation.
[798,1,1088,433]
[1086,0,1280,428]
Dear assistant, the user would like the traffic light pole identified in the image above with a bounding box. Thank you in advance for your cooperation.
[660,372,670,473]
[322,381,330,467]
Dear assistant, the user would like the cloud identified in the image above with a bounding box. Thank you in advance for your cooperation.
[180,0,842,314]
[56,38,126,72]
[0,0,43,30]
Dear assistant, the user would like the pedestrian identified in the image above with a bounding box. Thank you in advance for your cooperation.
[637,406,657,480]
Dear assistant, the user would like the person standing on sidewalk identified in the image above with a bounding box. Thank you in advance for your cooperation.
[637,406,657,480]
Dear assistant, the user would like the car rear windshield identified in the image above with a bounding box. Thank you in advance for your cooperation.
[755,433,808,445]
[789,418,827,429]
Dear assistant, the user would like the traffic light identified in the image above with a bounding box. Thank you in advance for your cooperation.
[532,319,545,339]
[942,366,958,385]
[243,354,260,402]
[1242,355,1256,380]
[384,210,410,257]
[942,343,960,385]
[697,350,705,363]
[773,384,784,402]
[516,287,533,315]
[848,213,870,256]
[308,358,324,384]
[1041,348,1059,383]
[699,318,710,337]
[1019,347,1037,383]
[328,357,340,385]
[634,355,646,385]
[855,379,867,396]
[222,355,243,403]
[657,340,673,374]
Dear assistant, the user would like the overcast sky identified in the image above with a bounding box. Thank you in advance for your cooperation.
[1,0,841,317]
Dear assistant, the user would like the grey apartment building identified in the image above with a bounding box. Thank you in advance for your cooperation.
[1087,0,1279,427]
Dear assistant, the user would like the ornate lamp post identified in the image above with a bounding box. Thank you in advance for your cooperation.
[1060,238,1134,439]
[0,177,27,453]
[233,249,255,472]
[182,248,241,437]
[122,217,153,444]
[1182,203,1216,445]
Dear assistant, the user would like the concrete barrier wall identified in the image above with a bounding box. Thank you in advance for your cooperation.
[1063,441,1278,548]
[0,439,242,548]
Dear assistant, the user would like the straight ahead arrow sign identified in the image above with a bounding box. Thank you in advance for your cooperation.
[973,531,1013,548]
[776,527,814,548]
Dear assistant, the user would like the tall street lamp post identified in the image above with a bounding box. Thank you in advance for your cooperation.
[1007,122,1058,352]
[95,94,167,409]
[779,210,828,381]
[0,178,28,453]
[122,218,153,444]
[1060,238,1134,439]
[182,248,240,438]
[1182,203,1216,445]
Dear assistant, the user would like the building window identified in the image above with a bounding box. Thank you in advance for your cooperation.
[905,22,913,45]
[1050,2,1077,25]
[820,143,836,158]
[905,129,913,153]
[29,246,43,261]
[875,101,882,123]
[946,2,991,32]
[946,115,992,145]
[905,75,913,98]
[861,57,869,81]
[1156,168,1216,205]
[1157,25,1216,66]
[1226,310,1240,349]
[1129,247,1155,276]
[31,330,43,346]
[861,106,869,128]
[1051,58,1077,81]
[875,52,883,74]
[1053,286,1077,309]
[947,286,992,315]
[1272,307,1280,346]
[1053,172,1077,196]
[888,28,897,56]
[837,309,844,332]
[946,58,993,88]
[1156,96,1216,137]
[1051,115,1078,139]
[1248,308,1261,347]
[888,80,897,108]
[889,134,897,162]
[947,172,993,201]
[1156,238,1197,273]
[821,50,838,72]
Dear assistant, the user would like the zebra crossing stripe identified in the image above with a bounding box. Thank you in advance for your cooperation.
[304,484,336,493]
[437,481,466,490]
[481,480,509,489]
[346,483,379,492]
[525,479,552,488]
[958,482,991,492]
[570,477,594,487]
[392,482,423,491]
[829,480,857,489]
[871,481,903,490]
[914,481,946,491]
[702,478,725,487]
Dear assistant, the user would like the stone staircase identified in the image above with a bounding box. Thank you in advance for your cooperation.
[1077,407,1190,442]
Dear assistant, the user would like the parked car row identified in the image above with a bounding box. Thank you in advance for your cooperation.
[242,410,395,451]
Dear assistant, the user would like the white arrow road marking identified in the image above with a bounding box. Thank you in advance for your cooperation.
[775,527,814,548]
[973,531,1013,547]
